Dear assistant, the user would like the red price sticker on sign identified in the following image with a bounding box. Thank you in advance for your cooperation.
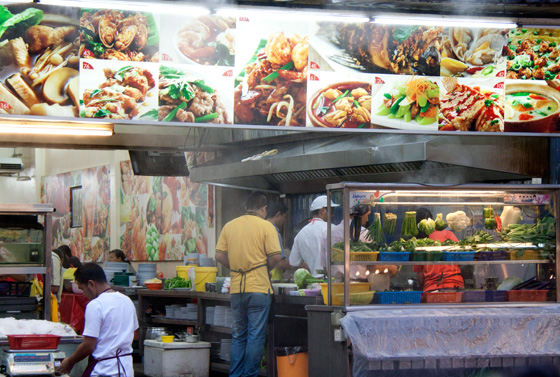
[374,77,385,84]
[82,61,94,70]
[162,53,172,62]
[494,82,505,89]
[223,70,233,77]
[496,70,505,77]
[309,73,319,81]
[0,102,12,110]
[239,16,249,22]
[310,62,320,70]
[82,49,94,58]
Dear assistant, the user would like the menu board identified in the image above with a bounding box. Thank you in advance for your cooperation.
[1,2,560,133]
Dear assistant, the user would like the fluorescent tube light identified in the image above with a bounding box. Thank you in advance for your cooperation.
[216,7,368,23]
[0,120,113,136]
[42,0,210,15]
[372,16,517,29]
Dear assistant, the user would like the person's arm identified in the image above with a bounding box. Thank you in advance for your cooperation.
[215,250,229,269]
[57,336,96,374]
[267,254,282,270]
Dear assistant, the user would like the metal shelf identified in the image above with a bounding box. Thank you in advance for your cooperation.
[149,317,197,326]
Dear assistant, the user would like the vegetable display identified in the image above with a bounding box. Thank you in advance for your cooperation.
[294,268,324,289]
[500,216,555,245]
[434,213,447,231]
[383,213,397,236]
[164,276,191,290]
[402,211,418,238]
[446,211,470,232]
[367,213,384,243]
[483,207,497,230]
[332,241,373,252]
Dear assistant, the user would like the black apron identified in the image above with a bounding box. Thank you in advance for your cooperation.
[82,348,132,377]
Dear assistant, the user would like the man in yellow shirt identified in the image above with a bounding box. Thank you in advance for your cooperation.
[215,192,282,377]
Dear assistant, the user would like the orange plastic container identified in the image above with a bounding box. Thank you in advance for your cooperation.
[422,292,463,303]
[506,290,547,302]
[276,351,308,377]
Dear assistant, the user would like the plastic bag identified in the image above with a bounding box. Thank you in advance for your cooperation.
[275,346,306,357]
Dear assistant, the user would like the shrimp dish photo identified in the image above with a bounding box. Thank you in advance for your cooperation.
[176,15,235,66]
[234,31,308,126]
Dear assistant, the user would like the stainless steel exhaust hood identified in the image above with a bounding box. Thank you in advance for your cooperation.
[189,134,549,194]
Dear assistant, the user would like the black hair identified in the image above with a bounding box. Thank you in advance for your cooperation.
[109,249,131,265]
[311,209,321,217]
[245,192,268,211]
[74,263,107,285]
[266,201,288,220]
[52,248,64,261]
[57,245,73,259]
[67,257,82,268]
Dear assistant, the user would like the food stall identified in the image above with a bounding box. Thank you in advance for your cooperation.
[305,182,559,377]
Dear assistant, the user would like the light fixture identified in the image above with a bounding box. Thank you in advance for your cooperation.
[0,120,113,136]
[372,16,517,29]
[40,0,209,14]
[216,6,369,23]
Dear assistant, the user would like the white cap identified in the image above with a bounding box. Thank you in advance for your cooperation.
[310,195,340,211]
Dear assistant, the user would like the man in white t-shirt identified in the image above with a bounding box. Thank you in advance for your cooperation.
[289,195,339,276]
[58,263,138,377]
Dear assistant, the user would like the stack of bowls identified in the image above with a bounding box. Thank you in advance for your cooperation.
[186,303,197,321]
[199,257,215,267]
[137,264,157,286]
[103,262,129,284]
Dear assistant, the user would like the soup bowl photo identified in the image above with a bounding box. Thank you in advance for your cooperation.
[504,82,560,133]
[307,81,372,128]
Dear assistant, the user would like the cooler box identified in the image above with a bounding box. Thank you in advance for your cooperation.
[144,339,211,377]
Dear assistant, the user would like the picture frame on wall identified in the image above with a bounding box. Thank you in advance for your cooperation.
[70,186,82,228]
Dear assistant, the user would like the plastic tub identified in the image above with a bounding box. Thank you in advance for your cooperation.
[506,249,546,261]
[276,349,308,377]
[161,335,174,343]
[441,251,475,261]
[319,282,370,306]
[194,267,218,292]
[334,291,375,305]
[506,290,548,302]
[145,282,163,290]
[475,250,507,261]
[377,252,411,262]
[176,266,194,280]
[423,291,463,303]
[411,251,442,261]
[374,291,422,304]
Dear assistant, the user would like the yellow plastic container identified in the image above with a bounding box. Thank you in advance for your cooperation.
[176,266,194,280]
[194,267,218,292]
[160,335,174,343]
[319,282,371,306]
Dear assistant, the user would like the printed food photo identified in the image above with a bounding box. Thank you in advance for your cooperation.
[307,81,372,128]
[439,77,504,132]
[79,59,158,119]
[0,4,80,117]
[440,27,508,78]
[79,8,159,61]
[234,29,309,126]
[157,65,231,124]
[371,75,440,130]
[506,28,560,80]
[504,81,560,133]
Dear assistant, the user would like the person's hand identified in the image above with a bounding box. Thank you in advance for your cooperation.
[57,358,73,374]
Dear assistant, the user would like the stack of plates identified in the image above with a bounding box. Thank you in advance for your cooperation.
[224,307,233,328]
[104,262,129,284]
[186,303,197,321]
[137,264,157,286]
[180,307,189,320]
[220,339,232,361]
[214,306,226,327]
[165,304,181,319]
[205,307,215,325]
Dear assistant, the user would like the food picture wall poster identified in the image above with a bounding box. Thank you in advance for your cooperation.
[120,159,210,261]
[41,165,111,262]
[1,1,560,133]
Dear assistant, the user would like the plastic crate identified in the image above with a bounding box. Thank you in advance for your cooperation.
[423,291,463,303]
[461,290,486,302]
[319,283,370,306]
[441,251,475,261]
[374,291,422,304]
[7,334,61,350]
[474,250,507,261]
[378,252,411,262]
[331,248,379,262]
[0,281,32,297]
[506,290,548,302]
[411,251,442,261]
[486,290,506,302]
[506,249,546,261]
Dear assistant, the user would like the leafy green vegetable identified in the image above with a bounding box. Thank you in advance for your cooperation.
[145,12,159,47]
[162,102,188,122]
[0,7,43,40]
[140,109,158,120]
[393,26,419,43]
[192,80,214,94]
[115,66,134,81]
[164,276,191,290]
[94,109,112,118]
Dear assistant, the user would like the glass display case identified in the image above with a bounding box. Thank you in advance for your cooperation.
[0,204,54,319]
[325,183,558,307]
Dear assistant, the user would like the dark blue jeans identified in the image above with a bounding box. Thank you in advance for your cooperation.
[229,292,271,377]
